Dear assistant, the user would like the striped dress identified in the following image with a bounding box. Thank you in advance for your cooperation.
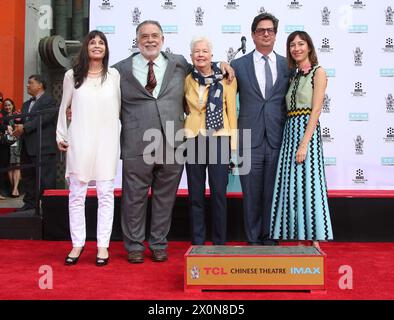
[270,65,333,241]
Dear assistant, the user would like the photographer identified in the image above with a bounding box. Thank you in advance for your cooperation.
[12,75,58,211]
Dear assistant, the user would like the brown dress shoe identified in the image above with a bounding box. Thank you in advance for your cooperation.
[128,250,144,263]
[152,249,168,262]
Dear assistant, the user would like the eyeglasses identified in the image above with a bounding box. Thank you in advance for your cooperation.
[254,28,275,36]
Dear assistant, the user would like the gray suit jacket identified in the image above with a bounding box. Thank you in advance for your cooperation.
[231,51,291,149]
[114,52,189,159]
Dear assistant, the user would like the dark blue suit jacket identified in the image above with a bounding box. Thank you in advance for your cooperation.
[231,51,291,150]
[21,93,58,156]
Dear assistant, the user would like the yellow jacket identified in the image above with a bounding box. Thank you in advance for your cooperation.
[184,74,238,150]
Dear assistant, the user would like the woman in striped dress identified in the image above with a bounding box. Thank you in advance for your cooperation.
[270,31,333,246]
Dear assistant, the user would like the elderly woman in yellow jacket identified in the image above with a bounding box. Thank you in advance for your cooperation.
[184,36,237,245]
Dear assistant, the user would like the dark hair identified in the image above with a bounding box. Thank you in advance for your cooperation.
[29,74,47,90]
[73,30,109,89]
[136,20,163,37]
[3,98,16,113]
[286,31,318,69]
[251,13,279,34]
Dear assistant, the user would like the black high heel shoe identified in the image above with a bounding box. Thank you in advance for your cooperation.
[96,256,109,266]
[96,249,109,267]
[65,247,84,265]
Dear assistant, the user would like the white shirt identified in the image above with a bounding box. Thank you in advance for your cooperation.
[132,53,168,98]
[28,91,44,113]
[253,50,278,98]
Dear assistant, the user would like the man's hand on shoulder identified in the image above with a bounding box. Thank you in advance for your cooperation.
[219,62,235,84]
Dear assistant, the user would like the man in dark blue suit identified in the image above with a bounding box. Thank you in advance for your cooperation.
[231,13,291,245]
[13,75,58,211]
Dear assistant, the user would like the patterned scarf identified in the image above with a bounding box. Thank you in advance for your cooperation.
[192,64,224,131]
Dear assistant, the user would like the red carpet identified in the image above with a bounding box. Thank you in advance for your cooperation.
[0,241,393,300]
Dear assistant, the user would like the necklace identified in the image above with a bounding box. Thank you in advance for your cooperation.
[88,68,103,75]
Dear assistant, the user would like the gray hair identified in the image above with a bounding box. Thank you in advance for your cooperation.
[136,20,163,37]
[190,36,213,52]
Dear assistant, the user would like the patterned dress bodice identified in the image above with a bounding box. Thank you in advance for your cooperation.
[286,65,321,112]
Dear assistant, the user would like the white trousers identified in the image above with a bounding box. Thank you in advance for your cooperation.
[68,174,115,248]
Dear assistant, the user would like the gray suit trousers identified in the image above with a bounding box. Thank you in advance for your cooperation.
[121,150,183,253]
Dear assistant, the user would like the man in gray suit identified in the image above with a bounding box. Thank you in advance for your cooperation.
[114,20,233,263]
[231,13,291,245]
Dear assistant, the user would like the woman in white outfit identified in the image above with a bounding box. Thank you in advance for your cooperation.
[57,30,121,266]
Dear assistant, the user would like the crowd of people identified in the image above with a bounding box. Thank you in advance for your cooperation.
[0,12,333,267]
[0,94,21,199]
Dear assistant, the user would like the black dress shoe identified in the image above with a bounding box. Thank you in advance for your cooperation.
[16,204,35,212]
[65,247,84,265]
[262,240,279,246]
[152,249,168,262]
[128,250,144,263]
[248,242,262,246]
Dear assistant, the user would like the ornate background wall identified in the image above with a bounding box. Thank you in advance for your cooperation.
[90,0,394,190]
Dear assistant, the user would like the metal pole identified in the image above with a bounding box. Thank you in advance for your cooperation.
[35,115,43,216]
